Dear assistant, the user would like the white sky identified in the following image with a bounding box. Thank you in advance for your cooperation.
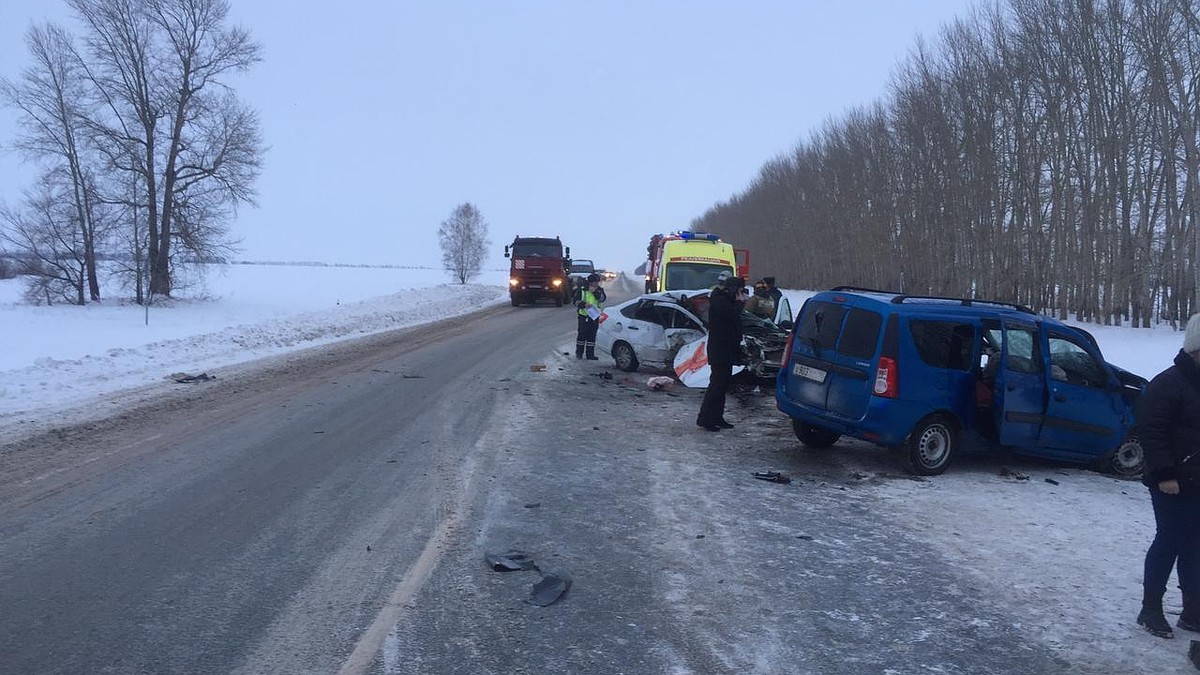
[0,1,976,272]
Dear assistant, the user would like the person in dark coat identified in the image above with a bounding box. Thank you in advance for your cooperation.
[1136,313,1200,639]
[696,275,745,431]
[762,276,783,305]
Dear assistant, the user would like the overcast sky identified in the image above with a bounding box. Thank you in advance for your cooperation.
[0,1,975,275]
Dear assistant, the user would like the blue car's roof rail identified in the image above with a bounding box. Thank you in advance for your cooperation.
[827,286,1036,315]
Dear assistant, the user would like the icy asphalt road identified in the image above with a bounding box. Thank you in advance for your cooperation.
[373,357,1103,675]
[0,284,1127,674]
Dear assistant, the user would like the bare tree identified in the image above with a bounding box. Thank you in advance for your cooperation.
[688,0,1200,327]
[438,203,489,284]
[69,0,263,298]
[1,23,106,301]
[0,173,90,304]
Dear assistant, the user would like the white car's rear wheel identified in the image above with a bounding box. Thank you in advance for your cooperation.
[612,342,639,372]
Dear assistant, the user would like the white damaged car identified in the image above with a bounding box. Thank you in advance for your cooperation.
[595,289,792,383]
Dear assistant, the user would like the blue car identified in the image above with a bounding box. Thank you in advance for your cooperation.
[775,287,1147,476]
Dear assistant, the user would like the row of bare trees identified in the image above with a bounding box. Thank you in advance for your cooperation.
[0,0,262,304]
[694,0,1200,327]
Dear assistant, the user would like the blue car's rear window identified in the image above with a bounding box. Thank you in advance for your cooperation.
[797,301,847,351]
[837,308,883,359]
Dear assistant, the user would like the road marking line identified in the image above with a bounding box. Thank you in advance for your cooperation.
[336,457,473,675]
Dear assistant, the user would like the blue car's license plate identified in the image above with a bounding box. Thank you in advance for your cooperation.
[792,363,827,383]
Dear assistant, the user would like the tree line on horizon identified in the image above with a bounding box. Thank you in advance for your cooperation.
[694,0,1200,327]
[0,0,262,305]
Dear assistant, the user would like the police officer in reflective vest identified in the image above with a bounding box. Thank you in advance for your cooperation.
[573,274,606,359]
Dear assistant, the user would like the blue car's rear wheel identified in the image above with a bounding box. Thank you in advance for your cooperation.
[906,415,956,476]
[791,419,840,449]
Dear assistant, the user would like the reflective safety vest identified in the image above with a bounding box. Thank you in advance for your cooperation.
[577,288,603,317]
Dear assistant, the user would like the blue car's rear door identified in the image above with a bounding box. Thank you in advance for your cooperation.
[782,300,848,410]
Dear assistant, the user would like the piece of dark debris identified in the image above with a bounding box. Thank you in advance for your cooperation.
[1045,478,1060,486]
[1000,466,1030,480]
[171,372,215,383]
[524,502,541,508]
[401,373,424,379]
[526,571,572,607]
[796,534,814,541]
[485,550,539,572]
[752,471,792,484]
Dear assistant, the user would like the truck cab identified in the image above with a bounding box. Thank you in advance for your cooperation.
[504,236,571,307]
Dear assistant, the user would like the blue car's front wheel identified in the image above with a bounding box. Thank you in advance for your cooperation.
[1102,435,1144,478]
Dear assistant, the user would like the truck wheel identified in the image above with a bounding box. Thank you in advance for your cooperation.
[510,294,520,307]
[905,415,956,476]
[791,420,840,448]
[555,296,563,307]
[612,342,639,372]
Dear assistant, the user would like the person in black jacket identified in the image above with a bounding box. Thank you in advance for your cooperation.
[762,276,783,305]
[696,274,746,432]
[1137,313,1200,639]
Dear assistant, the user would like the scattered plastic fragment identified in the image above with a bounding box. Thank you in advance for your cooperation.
[752,471,792,484]
[530,364,547,372]
[646,376,674,390]
[485,550,539,572]
[524,502,541,508]
[1045,478,1060,486]
[593,372,613,380]
[526,572,572,606]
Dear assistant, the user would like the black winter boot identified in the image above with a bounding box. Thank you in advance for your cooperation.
[1178,593,1200,632]
[1138,593,1175,638]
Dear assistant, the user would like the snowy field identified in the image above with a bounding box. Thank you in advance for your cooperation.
[0,263,510,436]
[2,266,1197,671]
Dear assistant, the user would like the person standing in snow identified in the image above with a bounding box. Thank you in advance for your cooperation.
[696,275,745,432]
[1136,313,1200,639]
[573,274,606,360]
